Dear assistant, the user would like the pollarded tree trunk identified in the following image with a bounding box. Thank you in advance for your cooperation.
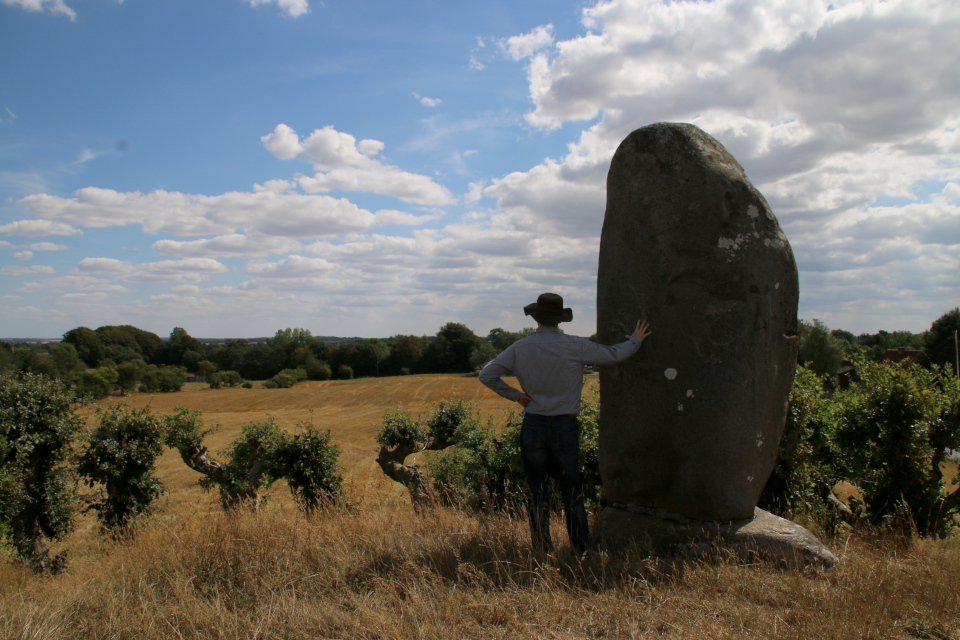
[11,459,66,573]
[376,443,435,513]
[175,443,265,510]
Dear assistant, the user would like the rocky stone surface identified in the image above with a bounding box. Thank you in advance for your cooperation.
[596,122,799,521]
[592,505,837,568]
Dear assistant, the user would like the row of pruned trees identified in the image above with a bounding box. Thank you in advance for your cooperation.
[0,373,342,573]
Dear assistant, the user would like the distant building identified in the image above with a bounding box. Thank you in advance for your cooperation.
[836,362,859,390]
[882,348,930,366]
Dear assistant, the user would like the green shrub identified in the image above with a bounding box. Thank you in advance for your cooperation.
[270,421,343,513]
[0,373,81,572]
[77,369,113,399]
[337,365,354,380]
[424,396,477,447]
[575,386,603,509]
[139,365,188,393]
[375,406,427,449]
[303,356,332,381]
[77,404,165,535]
[759,366,835,515]
[220,370,243,387]
[262,368,308,389]
[827,359,959,536]
[424,390,604,512]
[241,381,253,389]
[425,412,525,511]
[761,359,960,537]
[200,418,286,508]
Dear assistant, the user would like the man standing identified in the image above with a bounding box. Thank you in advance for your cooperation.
[479,292,651,555]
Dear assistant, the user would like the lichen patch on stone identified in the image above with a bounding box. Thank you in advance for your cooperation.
[664,368,678,380]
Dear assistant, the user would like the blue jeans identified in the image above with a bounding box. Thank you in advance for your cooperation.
[520,413,590,554]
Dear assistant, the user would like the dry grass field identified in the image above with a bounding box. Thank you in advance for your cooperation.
[2,374,959,640]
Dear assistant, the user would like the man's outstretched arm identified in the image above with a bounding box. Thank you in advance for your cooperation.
[583,319,652,366]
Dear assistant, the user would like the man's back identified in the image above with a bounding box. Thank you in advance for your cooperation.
[479,325,640,416]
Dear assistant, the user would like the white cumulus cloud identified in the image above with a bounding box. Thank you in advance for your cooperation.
[0,219,81,236]
[485,0,960,332]
[245,0,309,18]
[2,0,76,20]
[500,24,555,61]
[18,188,383,238]
[0,264,55,276]
[261,124,455,205]
[78,257,229,283]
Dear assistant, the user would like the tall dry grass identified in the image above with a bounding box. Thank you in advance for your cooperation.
[2,504,959,639]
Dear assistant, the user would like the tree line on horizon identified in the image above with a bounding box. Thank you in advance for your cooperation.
[0,307,957,399]
[0,322,537,398]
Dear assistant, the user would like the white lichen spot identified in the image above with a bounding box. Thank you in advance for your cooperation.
[718,237,737,250]
[747,475,754,483]
[763,237,784,249]
[775,282,780,289]
[686,390,694,398]
[747,205,759,219]
[677,403,684,412]
[757,432,764,448]
[664,368,678,380]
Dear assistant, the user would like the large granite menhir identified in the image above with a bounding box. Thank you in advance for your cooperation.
[597,123,799,522]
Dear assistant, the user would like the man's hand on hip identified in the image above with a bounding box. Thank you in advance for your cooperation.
[518,394,532,408]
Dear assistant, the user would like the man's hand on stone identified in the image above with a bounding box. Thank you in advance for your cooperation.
[518,394,532,408]
[627,320,652,344]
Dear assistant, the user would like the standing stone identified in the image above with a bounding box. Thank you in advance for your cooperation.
[596,122,799,521]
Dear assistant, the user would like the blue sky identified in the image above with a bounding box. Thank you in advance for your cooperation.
[1,0,958,340]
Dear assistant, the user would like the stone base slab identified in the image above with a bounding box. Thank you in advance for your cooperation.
[592,504,836,568]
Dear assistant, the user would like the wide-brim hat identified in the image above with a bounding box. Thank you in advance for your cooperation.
[524,292,573,324]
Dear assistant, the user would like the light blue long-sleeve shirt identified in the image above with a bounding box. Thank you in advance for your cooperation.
[479,325,641,416]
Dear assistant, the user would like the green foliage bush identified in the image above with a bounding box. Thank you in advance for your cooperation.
[424,396,477,447]
[270,421,343,513]
[156,365,188,392]
[262,368,308,389]
[829,360,959,536]
[202,419,286,507]
[375,390,603,513]
[761,359,960,537]
[924,307,960,371]
[424,411,524,511]
[77,404,165,534]
[220,370,243,387]
[0,373,81,571]
[760,366,835,515]
[375,406,427,449]
[77,369,113,399]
